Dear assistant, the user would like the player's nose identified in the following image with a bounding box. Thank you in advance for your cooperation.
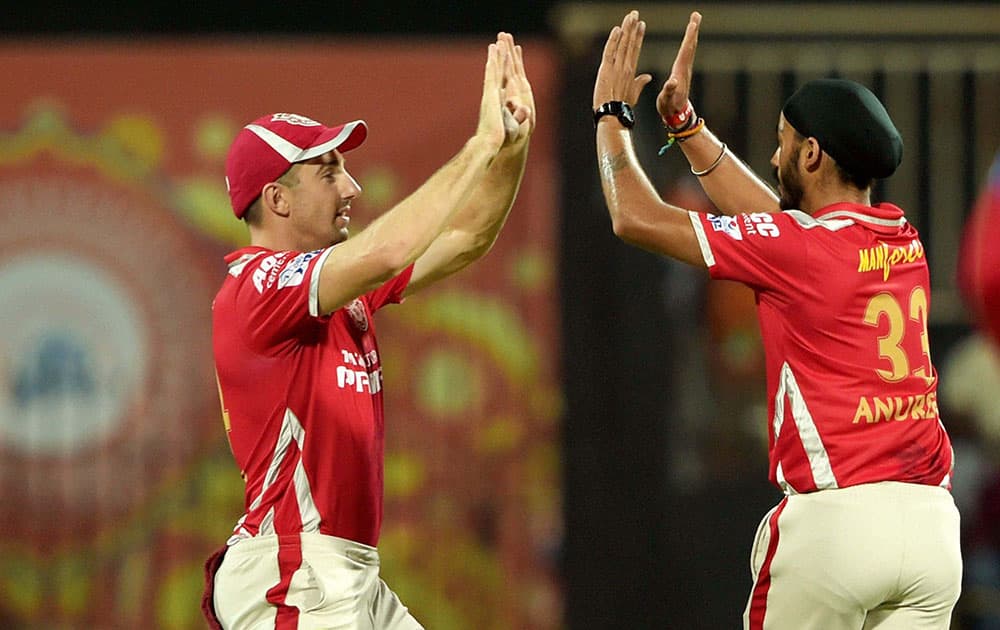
[341,170,362,199]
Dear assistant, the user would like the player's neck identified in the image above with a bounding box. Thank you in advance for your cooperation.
[802,183,871,215]
[247,225,306,252]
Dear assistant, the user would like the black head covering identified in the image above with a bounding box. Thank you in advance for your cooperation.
[782,79,903,180]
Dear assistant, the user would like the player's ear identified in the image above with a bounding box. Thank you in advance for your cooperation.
[803,136,823,173]
[261,182,292,218]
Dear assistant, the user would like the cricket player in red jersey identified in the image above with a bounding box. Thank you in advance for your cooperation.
[593,11,960,629]
[958,150,1000,351]
[204,34,534,629]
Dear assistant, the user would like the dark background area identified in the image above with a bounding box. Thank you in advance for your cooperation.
[3,1,995,36]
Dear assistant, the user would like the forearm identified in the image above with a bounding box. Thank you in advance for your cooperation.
[453,139,529,251]
[597,120,704,266]
[678,127,779,215]
[403,140,528,294]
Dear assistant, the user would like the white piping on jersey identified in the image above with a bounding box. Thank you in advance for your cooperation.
[688,211,716,267]
[783,209,855,231]
[227,408,321,544]
[773,362,838,494]
[775,462,797,495]
[308,245,337,317]
[816,209,907,228]
[245,121,364,164]
[259,506,275,536]
[227,251,267,277]
[293,451,321,532]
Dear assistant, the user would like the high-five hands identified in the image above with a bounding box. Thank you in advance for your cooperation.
[479,33,535,149]
[593,11,653,112]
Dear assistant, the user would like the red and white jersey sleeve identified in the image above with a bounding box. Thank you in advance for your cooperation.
[213,246,412,548]
[689,203,954,494]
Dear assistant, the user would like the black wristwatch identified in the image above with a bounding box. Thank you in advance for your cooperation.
[593,101,635,129]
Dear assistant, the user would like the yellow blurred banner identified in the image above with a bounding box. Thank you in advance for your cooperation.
[0,39,561,630]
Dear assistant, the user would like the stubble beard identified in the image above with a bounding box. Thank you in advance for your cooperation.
[777,146,804,211]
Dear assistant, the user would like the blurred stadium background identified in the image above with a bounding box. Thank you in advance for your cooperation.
[0,2,997,628]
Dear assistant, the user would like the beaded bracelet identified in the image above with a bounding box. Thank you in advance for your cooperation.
[657,118,706,156]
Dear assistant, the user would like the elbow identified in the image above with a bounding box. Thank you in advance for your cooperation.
[364,238,414,283]
[610,212,639,242]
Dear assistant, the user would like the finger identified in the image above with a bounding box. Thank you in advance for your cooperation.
[512,43,528,88]
[629,73,653,104]
[501,39,514,90]
[623,19,646,83]
[483,43,503,96]
[507,100,531,125]
[672,12,701,80]
[617,12,639,74]
[602,25,622,66]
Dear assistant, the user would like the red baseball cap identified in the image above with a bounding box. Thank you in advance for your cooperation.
[225,112,368,218]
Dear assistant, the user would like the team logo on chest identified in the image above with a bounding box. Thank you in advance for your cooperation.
[346,298,369,332]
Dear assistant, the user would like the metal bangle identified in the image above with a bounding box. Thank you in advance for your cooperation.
[691,143,727,177]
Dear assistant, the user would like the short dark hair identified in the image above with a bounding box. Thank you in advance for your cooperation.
[242,166,301,226]
[832,161,874,191]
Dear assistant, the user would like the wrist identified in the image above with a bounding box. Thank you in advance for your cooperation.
[593,101,635,130]
[662,101,696,133]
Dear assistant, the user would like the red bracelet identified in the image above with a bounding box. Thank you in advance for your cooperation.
[663,101,696,132]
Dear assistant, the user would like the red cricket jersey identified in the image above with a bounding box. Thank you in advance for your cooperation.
[212,245,413,547]
[957,154,1000,349]
[690,203,953,494]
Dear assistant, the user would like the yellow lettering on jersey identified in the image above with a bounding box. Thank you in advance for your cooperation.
[853,393,938,424]
[857,240,924,281]
[853,397,874,424]
[925,392,939,419]
[893,396,914,421]
[874,396,895,423]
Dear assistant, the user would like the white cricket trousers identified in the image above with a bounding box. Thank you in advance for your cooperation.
[213,532,424,630]
[743,481,962,630]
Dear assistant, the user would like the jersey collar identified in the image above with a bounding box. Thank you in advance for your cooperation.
[224,246,272,277]
[814,202,906,234]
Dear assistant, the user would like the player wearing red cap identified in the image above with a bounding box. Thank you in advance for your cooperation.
[204,34,534,629]
[593,11,960,630]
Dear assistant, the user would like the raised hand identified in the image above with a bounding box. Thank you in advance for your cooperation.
[656,12,701,127]
[593,11,653,112]
[497,32,535,146]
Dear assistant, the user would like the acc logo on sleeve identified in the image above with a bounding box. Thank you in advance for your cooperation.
[252,252,289,293]
[743,213,781,238]
[707,214,743,241]
[277,250,322,289]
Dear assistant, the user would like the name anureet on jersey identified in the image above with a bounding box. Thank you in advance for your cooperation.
[852,391,939,425]
[857,239,924,281]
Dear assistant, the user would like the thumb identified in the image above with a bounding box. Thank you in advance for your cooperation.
[631,73,654,102]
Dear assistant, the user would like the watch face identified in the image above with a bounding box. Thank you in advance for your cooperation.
[594,101,635,129]
[620,104,635,127]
